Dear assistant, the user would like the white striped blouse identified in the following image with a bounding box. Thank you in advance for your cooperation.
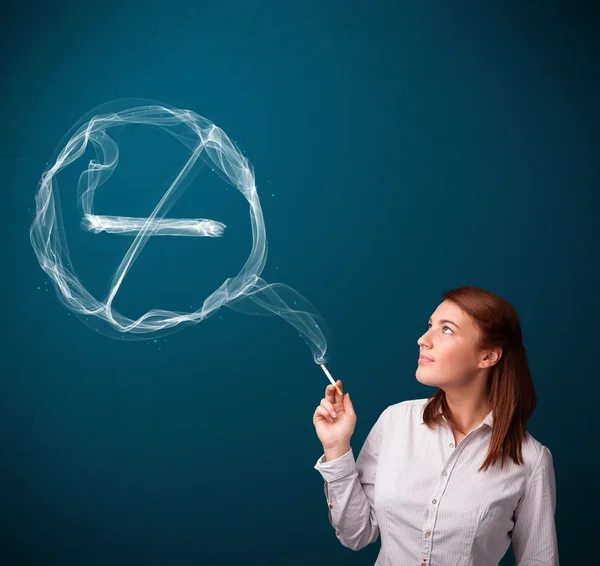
[314,398,558,565]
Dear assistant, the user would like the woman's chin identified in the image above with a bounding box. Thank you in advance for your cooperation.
[416,368,435,384]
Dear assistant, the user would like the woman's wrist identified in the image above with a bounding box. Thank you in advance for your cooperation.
[323,442,351,462]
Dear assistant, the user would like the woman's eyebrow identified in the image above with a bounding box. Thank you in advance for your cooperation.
[429,318,460,329]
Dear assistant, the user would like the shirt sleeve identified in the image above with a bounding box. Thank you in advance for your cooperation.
[512,446,559,565]
[313,407,388,551]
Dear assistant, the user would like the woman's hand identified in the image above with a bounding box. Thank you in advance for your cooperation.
[313,379,356,450]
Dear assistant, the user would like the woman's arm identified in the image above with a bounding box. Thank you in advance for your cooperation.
[314,407,388,551]
[511,446,559,565]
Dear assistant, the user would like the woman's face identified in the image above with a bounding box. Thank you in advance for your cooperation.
[416,300,486,388]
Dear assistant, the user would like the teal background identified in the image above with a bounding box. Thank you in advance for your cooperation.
[1,1,597,564]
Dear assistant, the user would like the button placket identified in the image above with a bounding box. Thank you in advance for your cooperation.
[447,420,485,454]
[421,503,438,553]
[441,434,465,479]
[420,522,434,558]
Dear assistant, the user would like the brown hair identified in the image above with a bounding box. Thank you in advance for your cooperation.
[422,286,536,472]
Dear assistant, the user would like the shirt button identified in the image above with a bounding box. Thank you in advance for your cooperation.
[449,442,454,448]
[442,471,447,476]
[425,531,431,537]
[432,499,437,504]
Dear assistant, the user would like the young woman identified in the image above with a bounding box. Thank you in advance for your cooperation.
[313,286,558,565]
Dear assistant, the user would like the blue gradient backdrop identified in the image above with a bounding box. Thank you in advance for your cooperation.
[1,1,597,564]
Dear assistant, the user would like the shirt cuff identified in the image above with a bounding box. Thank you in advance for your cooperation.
[313,447,355,482]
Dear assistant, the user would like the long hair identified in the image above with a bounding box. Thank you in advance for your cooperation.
[422,286,536,472]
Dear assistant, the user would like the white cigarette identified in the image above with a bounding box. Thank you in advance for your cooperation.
[320,363,343,395]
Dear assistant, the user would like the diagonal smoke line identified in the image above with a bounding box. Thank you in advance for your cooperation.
[30,98,330,369]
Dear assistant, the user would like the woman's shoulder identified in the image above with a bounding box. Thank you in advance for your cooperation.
[384,397,430,421]
[388,397,429,409]
[518,429,554,474]
[387,397,430,412]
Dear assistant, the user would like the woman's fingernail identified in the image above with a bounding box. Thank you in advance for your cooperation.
[331,411,337,418]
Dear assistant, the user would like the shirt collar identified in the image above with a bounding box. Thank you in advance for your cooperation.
[482,409,494,429]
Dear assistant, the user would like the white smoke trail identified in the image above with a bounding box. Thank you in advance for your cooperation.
[81,214,226,237]
[30,98,329,366]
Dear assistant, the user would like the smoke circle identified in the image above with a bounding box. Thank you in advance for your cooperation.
[30,98,328,363]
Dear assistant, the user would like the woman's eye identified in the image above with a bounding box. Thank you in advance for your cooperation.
[427,323,453,334]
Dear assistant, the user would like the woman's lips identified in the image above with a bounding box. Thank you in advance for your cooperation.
[418,357,434,363]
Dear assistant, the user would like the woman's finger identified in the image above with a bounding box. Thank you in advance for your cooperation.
[320,398,337,418]
[326,380,343,405]
[334,380,343,404]
[316,406,334,423]
[325,384,336,404]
